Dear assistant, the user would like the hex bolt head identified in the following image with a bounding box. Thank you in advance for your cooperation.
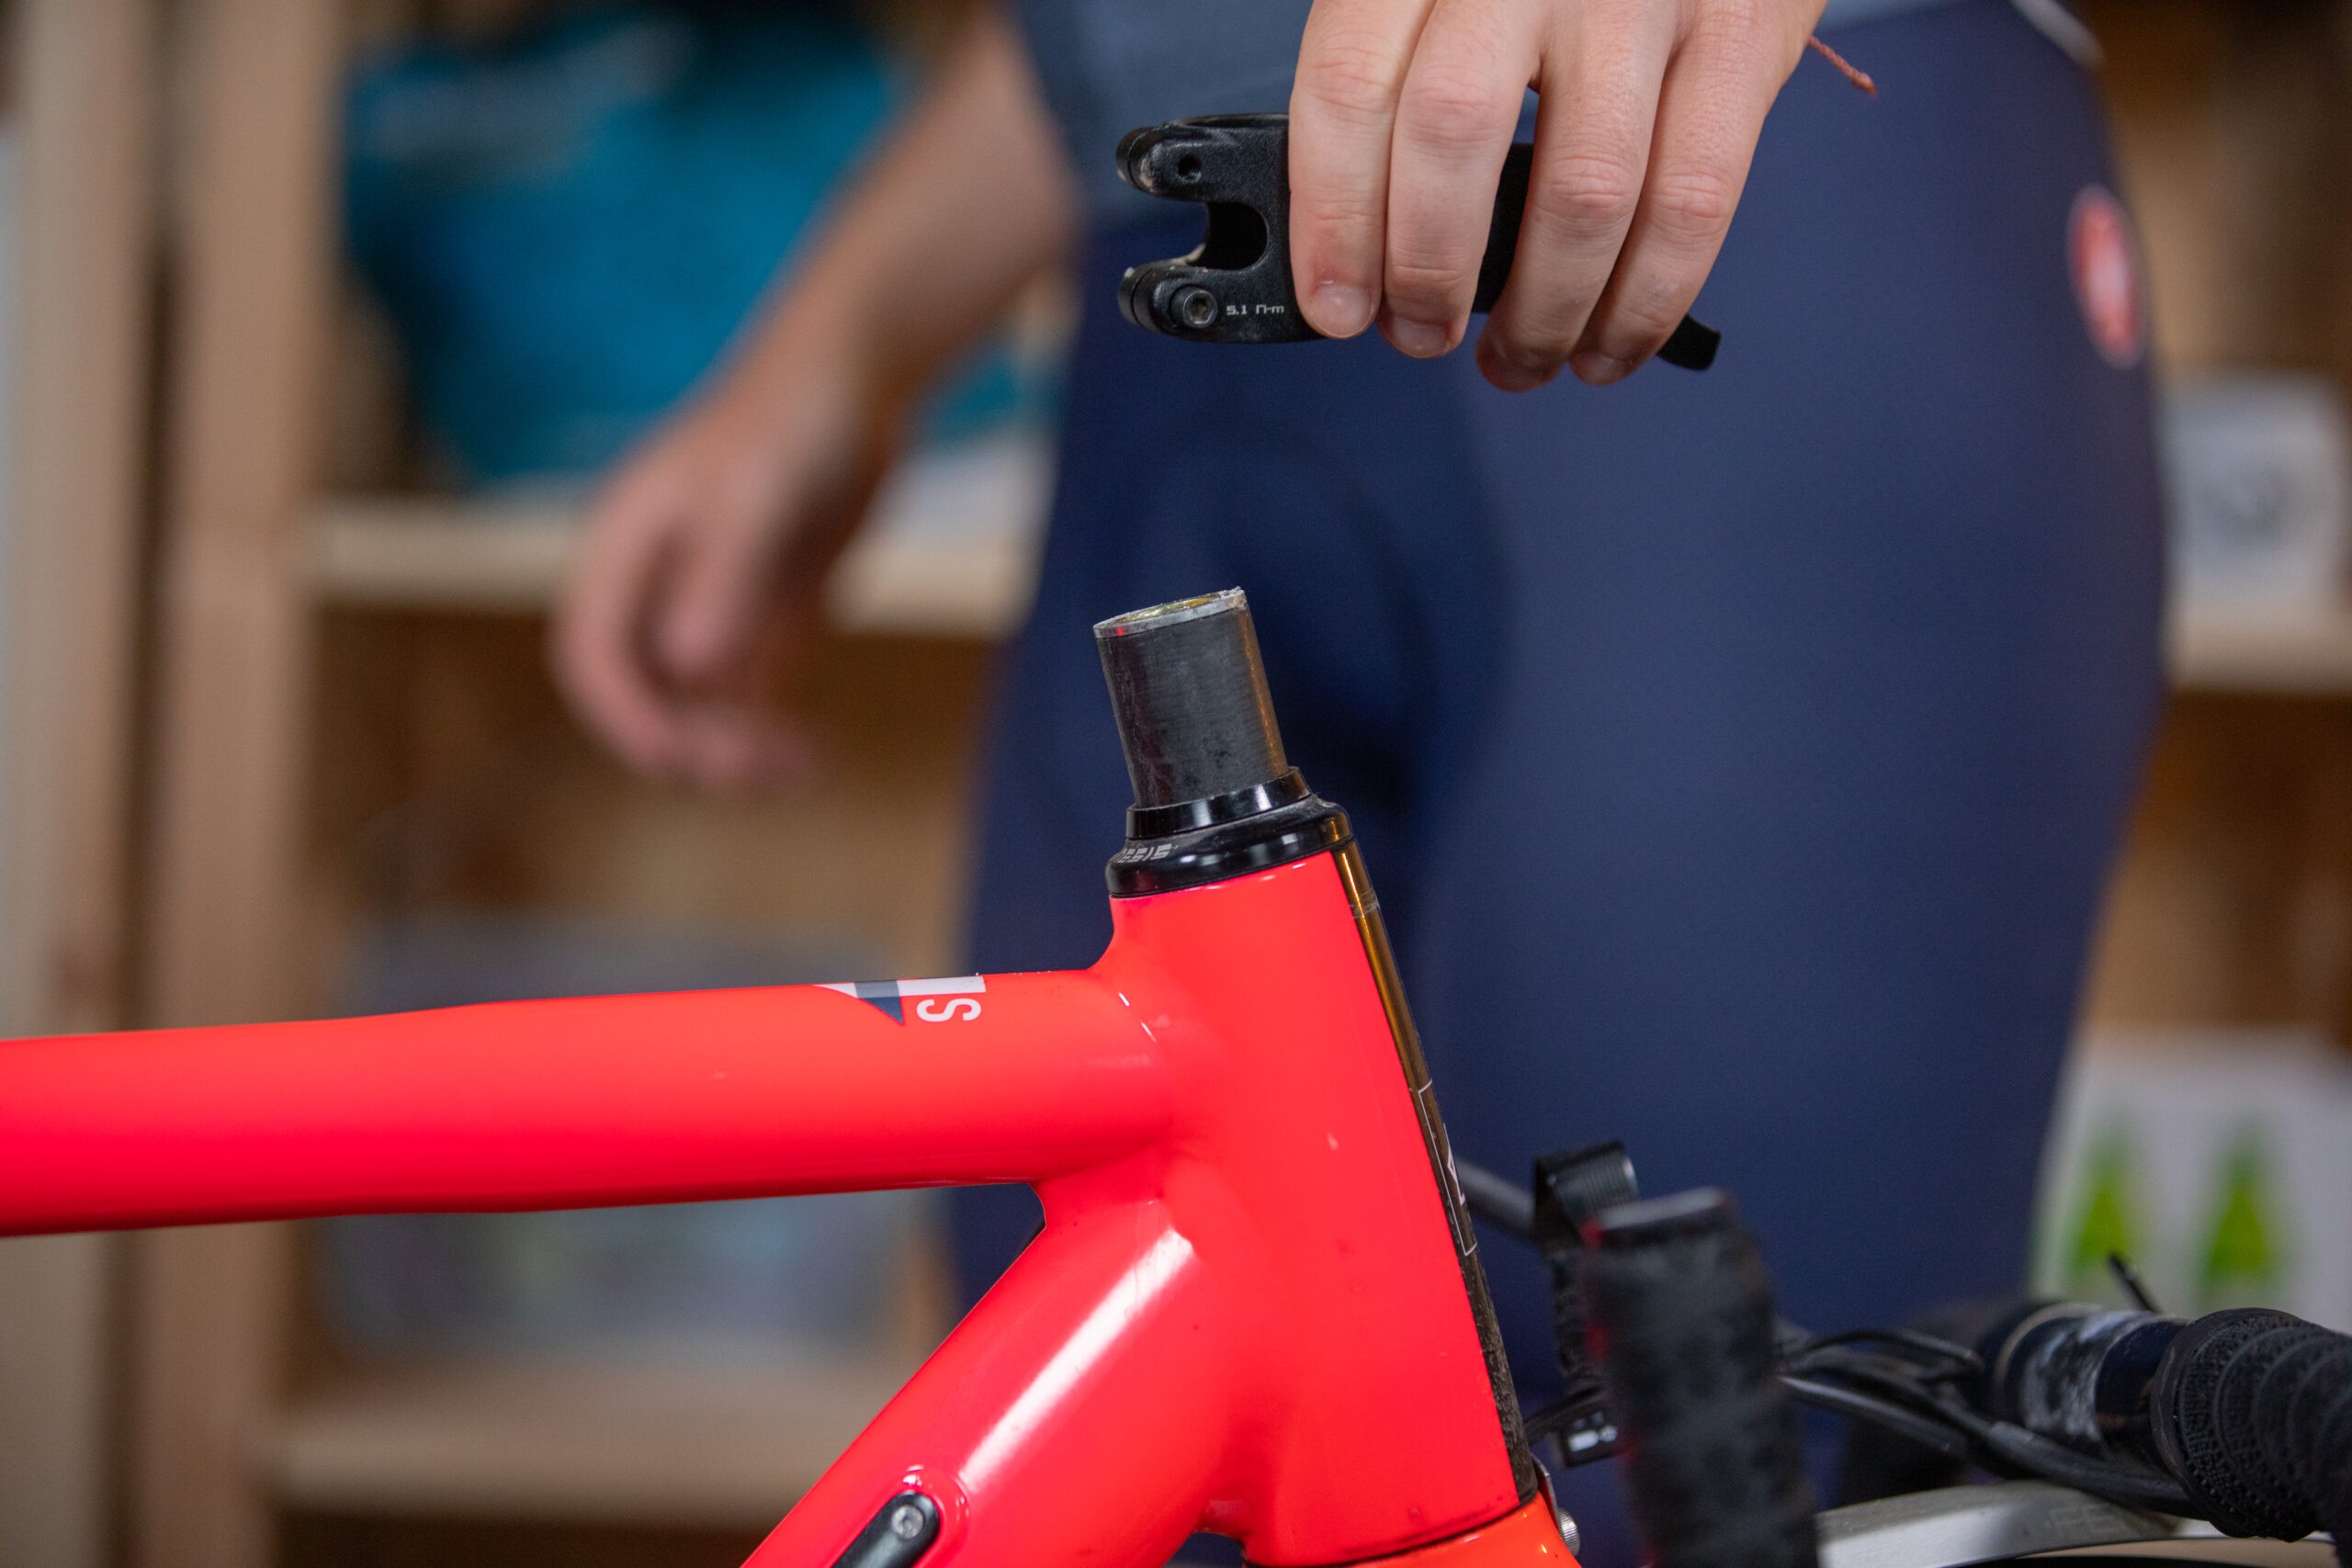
[1171,285,1220,331]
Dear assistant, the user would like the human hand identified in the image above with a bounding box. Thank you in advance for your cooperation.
[552,4,1071,793]
[1287,0,1826,389]
[551,339,893,793]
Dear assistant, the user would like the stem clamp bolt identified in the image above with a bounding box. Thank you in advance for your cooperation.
[1172,285,1220,331]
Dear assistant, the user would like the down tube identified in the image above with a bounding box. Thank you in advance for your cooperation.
[0,972,1166,1235]
[743,1201,1231,1568]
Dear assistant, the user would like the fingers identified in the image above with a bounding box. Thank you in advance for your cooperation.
[1292,0,1797,379]
[1376,0,1544,356]
[1564,6,1796,384]
[652,495,786,685]
[1288,0,1438,338]
[1476,1,1806,389]
[1293,0,1542,355]
[1474,1,1673,390]
[553,472,694,780]
[552,457,814,794]
[670,703,817,797]
[1293,0,1817,392]
[670,592,820,795]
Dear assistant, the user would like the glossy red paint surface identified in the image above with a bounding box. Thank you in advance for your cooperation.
[0,852,1554,1568]
[1359,1495,1579,1568]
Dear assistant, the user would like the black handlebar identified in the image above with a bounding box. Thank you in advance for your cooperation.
[1982,1302,2352,1562]
[1467,1147,2352,1568]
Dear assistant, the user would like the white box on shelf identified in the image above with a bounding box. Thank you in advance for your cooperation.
[2163,374,2352,613]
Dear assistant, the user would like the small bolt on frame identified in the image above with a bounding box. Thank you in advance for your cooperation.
[1,591,1573,1568]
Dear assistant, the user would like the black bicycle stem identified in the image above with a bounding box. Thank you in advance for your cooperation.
[1116,113,1720,369]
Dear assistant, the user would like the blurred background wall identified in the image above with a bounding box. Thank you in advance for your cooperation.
[0,2,2346,1566]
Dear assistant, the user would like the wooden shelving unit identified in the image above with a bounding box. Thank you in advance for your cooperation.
[0,12,160,1568]
[2071,0,2352,1047]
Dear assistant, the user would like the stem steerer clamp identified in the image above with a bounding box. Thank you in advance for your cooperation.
[1116,112,1721,370]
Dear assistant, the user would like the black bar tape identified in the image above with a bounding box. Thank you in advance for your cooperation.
[2150,1307,2352,1565]
[1581,1190,1818,1568]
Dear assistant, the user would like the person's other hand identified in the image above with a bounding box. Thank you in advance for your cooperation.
[1287,0,1825,390]
[552,341,891,794]
[551,6,1071,793]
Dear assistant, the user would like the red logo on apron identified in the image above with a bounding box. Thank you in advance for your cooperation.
[2069,186,2144,368]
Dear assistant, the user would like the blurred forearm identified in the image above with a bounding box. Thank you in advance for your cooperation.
[550,5,1075,792]
[743,4,1076,421]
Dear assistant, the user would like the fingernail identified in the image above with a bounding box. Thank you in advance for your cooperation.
[1570,351,1636,387]
[1476,336,1553,393]
[1309,281,1374,338]
[1385,316,1453,358]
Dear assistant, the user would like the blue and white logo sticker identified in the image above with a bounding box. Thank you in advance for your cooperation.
[819,975,987,1024]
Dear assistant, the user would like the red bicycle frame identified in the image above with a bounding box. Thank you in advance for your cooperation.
[1,592,1573,1568]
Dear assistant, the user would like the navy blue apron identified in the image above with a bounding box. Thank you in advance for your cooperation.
[956,5,2163,1560]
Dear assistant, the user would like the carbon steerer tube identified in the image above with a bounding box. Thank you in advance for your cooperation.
[1094,590,1348,897]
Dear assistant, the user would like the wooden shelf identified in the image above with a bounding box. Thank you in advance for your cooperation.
[309,427,1054,638]
[309,496,577,613]
[2168,602,2352,694]
[269,1349,918,1528]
